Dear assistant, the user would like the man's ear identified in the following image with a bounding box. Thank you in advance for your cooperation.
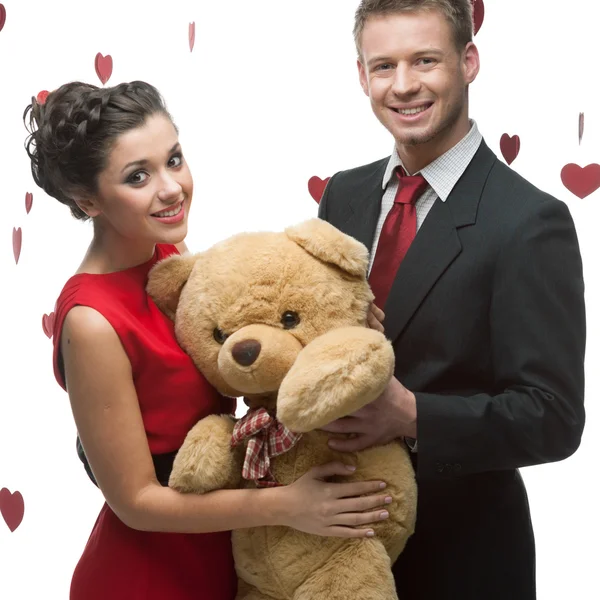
[357,58,369,97]
[146,253,198,320]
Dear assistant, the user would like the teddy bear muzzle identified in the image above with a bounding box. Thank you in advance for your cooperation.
[217,324,303,394]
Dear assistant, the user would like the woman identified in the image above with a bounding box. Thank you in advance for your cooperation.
[23,80,391,599]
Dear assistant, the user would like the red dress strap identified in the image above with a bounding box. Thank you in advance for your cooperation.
[52,243,179,390]
[51,243,232,454]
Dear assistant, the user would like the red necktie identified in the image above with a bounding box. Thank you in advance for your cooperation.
[369,167,428,308]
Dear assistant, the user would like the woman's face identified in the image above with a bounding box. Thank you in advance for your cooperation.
[85,113,193,246]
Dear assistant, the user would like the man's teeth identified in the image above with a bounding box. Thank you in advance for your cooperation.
[154,204,182,218]
[398,105,429,115]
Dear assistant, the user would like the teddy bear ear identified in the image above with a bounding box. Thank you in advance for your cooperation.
[285,218,369,277]
[146,253,198,320]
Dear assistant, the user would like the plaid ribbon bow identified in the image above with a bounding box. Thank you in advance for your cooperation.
[231,407,302,487]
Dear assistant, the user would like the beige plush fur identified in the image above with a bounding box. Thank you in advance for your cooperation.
[147,218,417,600]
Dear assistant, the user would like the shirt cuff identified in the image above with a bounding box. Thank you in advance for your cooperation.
[404,436,418,452]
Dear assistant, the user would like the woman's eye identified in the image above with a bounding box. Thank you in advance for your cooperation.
[127,171,148,185]
[281,311,300,330]
[213,328,229,344]
[169,153,183,168]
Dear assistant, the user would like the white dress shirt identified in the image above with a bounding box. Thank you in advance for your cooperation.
[370,121,484,450]
[368,120,483,274]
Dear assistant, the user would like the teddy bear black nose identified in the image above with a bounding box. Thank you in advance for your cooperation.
[231,340,262,366]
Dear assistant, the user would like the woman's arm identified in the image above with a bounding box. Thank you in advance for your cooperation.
[62,307,391,537]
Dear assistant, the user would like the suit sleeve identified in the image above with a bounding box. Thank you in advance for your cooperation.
[414,198,586,479]
[317,174,339,222]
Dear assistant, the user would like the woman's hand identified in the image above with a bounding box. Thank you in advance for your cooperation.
[367,303,385,333]
[276,462,392,538]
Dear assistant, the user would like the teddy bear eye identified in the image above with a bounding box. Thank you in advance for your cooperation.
[281,311,300,330]
[213,328,229,344]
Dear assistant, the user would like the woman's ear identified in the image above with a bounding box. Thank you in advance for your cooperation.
[74,195,102,218]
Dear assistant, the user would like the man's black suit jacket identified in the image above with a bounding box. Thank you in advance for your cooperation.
[318,140,586,599]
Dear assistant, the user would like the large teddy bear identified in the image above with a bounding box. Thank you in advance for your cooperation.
[147,218,417,600]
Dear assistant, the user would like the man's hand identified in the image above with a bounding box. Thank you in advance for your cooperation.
[321,377,417,452]
[367,303,385,333]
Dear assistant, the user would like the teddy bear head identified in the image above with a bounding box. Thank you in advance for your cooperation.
[146,219,374,412]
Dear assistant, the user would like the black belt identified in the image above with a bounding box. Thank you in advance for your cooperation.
[76,436,177,488]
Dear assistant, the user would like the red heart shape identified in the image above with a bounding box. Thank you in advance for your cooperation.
[25,192,33,214]
[0,488,25,532]
[579,113,584,145]
[42,312,55,339]
[561,164,600,199]
[500,133,520,165]
[12,227,22,264]
[189,22,196,52]
[308,176,331,204]
[0,4,6,33]
[95,53,113,85]
[36,90,49,105]
[472,0,484,36]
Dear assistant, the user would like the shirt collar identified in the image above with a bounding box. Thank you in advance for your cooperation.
[382,120,483,202]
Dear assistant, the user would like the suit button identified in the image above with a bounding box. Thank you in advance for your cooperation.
[453,463,462,473]
[435,461,444,473]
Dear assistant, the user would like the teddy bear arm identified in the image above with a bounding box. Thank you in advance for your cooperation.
[169,414,243,493]
[277,327,395,432]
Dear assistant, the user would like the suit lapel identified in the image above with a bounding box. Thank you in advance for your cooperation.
[337,159,388,253]
[382,199,461,342]
[383,141,498,343]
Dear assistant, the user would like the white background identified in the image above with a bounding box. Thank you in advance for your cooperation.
[0,0,598,598]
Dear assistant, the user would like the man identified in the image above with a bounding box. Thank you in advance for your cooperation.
[319,1,586,598]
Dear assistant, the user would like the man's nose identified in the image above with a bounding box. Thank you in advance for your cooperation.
[391,65,421,96]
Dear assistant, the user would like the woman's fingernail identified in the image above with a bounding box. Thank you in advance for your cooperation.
[380,511,389,520]
[385,496,393,504]
[379,482,387,489]
[346,465,356,472]
[366,530,375,537]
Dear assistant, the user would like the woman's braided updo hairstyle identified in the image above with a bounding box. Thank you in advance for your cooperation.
[23,81,174,220]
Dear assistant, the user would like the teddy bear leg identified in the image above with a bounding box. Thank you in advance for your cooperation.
[168,414,243,494]
[293,538,398,600]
